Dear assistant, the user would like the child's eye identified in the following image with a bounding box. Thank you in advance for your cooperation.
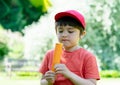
[59,30,63,33]
[68,31,74,33]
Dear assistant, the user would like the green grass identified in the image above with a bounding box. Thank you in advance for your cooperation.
[100,70,120,78]
[0,77,120,85]
[0,71,41,78]
[0,72,40,85]
[0,78,40,85]
[1,72,120,85]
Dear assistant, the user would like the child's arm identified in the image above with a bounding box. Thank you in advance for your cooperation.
[55,64,97,85]
[66,71,97,85]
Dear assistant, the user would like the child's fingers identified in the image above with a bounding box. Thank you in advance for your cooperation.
[54,64,65,74]
[54,64,71,77]
[44,71,56,79]
[54,64,66,70]
[44,71,56,83]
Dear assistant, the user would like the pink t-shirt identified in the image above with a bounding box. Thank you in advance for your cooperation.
[39,48,100,85]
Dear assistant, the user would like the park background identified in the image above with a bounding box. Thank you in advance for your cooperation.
[0,0,120,85]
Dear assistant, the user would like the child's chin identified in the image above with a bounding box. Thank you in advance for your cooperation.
[63,44,70,48]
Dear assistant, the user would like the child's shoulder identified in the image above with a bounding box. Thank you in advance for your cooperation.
[45,49,57,56]
[46,49,54,54]
[80,48,96,57]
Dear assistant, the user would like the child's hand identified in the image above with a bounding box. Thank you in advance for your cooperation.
[54,64,71,78]
[44,70,56,83]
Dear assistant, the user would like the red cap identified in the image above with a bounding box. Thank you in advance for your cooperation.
[55,10,86,29]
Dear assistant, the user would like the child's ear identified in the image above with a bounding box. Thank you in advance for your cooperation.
[80,31,86,38]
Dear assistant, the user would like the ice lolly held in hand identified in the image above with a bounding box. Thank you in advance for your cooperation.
[51,43,63,71]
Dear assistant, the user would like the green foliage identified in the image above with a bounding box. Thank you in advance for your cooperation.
[0,64,5,71]
[0,27,9,61]
[15,71,40,77]
[0,42,8,61]
[100,70,120,78]
[0,27,24,60]
[39,37,53,61]
[7,32,24,59]
[80,0,120,70]
[29,0,52,12]
[0,0,52,33]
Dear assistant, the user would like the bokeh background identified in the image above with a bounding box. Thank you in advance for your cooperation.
[0,0,120,85]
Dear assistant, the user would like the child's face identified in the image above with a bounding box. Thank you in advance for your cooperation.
[56,25,81,50]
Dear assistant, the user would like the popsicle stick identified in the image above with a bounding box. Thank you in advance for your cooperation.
[51,43,63,71]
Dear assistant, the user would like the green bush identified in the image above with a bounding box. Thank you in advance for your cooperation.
[0,42,9,61]
[0,27,9,61]
[0,64,5,71]
[15,71,40,77]
[100,70,120,78]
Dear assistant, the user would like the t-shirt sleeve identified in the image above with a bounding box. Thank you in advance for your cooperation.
[84,53,100,80]
[39,51,52,74]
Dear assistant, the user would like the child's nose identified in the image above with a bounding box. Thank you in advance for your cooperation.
[62,31,68,37]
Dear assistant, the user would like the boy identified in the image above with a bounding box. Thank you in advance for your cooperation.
[39,10,100,85]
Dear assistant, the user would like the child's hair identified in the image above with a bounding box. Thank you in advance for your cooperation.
[55,16,84,34]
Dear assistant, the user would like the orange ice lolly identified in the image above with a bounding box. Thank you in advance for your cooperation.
[51,43,63,71]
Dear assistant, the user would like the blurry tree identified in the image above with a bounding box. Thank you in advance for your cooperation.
[0,26,24,61]
[0,27,9,61]
[39,37,53,61]
[0,42,8,61]
[23,26,54,61]
[81,0,120,70]
[7,31,24,59]
[0,0,52,33]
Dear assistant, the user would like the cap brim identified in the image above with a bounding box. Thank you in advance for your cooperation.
[55,11,85,29]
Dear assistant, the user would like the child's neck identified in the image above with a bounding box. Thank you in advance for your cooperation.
[64,45,80,52]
